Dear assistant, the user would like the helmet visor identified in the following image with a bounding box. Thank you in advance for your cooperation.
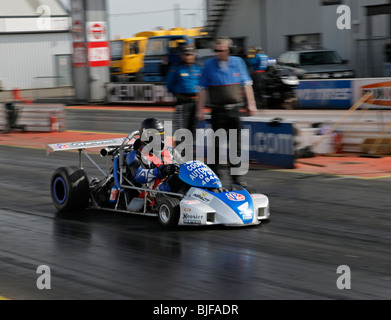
[141,128,165,145]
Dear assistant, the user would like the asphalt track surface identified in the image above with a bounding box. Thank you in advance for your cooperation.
[0,106,391,300]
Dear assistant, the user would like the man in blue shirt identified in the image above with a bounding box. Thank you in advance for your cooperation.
[166,45,202,140]
[248,46,269,73]
[247,47,269,109]
[196,37,257,186]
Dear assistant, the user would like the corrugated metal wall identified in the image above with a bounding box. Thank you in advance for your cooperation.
[0,32,72,90]
[211,0,390,77]
[217,0,262,49]
[265,0,322,57]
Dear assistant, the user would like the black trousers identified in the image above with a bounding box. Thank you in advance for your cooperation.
[174,101,197,160]
[209,106,242,177]
[174,101,197,136]
[251,71,268,109]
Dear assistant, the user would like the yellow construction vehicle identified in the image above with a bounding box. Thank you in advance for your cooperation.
[109,29,173,82]
[109,28,209,83]
[109,37,148,82]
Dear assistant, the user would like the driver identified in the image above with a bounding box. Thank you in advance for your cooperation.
[126,117,185,193]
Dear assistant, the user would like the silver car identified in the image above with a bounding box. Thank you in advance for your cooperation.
[278,50,355,79]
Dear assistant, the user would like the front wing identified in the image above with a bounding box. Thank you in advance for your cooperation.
[178,187,270,227]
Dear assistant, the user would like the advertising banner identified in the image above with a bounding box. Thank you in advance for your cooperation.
[106,83,176,104]
[353,78,391,109]
[243,119,295,169]
[296,79,353,108]
[198,119,295,169]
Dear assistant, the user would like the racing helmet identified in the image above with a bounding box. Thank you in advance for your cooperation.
[139,117,165,146]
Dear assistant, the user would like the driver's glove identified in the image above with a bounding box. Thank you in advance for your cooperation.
[159,164,172,178]
[159,164,178,178]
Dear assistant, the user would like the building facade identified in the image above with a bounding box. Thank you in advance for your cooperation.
[206,0,391,77]
[0,0,72,90]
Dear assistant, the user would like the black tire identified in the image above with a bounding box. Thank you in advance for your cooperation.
[158,197,180,227]
[51,166,90,213]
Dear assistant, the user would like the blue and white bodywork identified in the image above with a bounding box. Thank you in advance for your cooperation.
[48,131,270,228]
[177,161,270,226]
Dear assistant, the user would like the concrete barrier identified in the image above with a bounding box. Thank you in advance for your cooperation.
[0,103,66,132]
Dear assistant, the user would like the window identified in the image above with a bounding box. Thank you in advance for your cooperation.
[145,38,168,56]
[321,0,342,6]
[288,34,321,51]
[110,40,123,61]
[299,51,343,65]
[128,42,139,55]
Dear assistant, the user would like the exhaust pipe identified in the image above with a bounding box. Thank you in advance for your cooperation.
[100,147,116,157]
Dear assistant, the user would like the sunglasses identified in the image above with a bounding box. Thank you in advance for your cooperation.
[214,49,228,53]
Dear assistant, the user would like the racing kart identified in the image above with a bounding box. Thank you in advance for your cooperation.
[47,131,270,227]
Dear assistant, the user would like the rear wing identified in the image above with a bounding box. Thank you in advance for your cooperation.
[47,137,127,153]
[46,130,140,154]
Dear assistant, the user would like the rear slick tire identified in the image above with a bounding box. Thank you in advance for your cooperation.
[51,166,89,213]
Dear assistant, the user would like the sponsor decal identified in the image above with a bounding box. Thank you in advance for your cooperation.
[226,192,245,202]
[238,202,253,220]
[238,202,249,211]
[192,191,212,203]
[241,213,253,220]
[361,81,391,107]
[186,161,217,184]
[48,138,126,152]
[52,144,69,150]
[251,194,265,199]
[185,200,200,204]
[183,213,203,225]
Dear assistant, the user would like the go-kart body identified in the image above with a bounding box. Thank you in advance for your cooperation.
[47,131,270,227]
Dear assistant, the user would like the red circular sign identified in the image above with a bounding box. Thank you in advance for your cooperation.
[90,23,105,40]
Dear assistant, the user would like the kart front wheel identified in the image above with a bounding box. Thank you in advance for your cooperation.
[158,197,180,227]
[51,166,89,213]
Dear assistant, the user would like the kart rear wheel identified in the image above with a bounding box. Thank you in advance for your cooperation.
[158,197,180,228]
[51,166,89,213]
